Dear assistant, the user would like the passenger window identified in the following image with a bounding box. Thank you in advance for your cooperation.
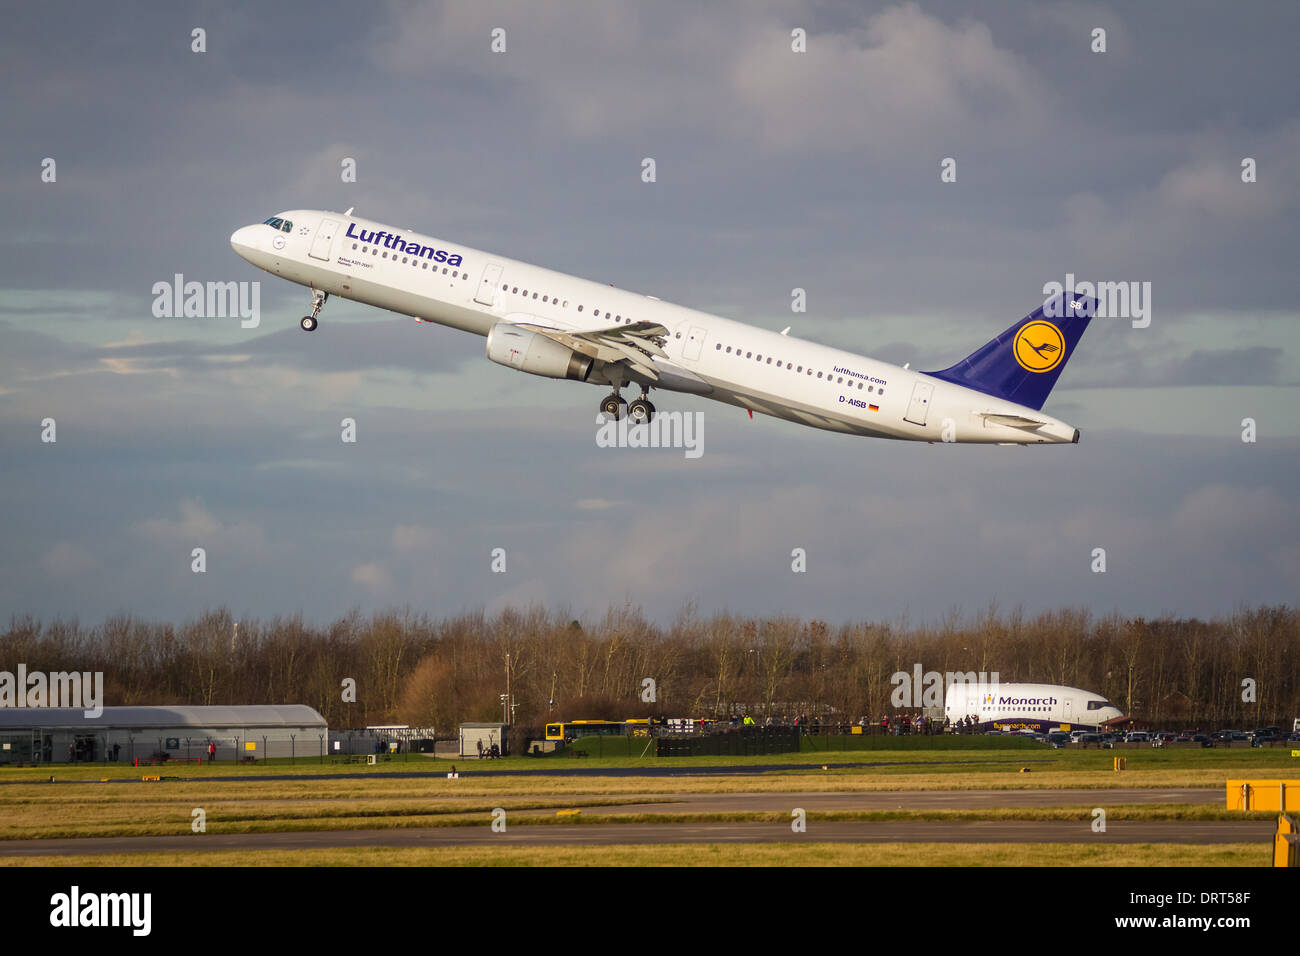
[578,305,583,312]
[715,343,721,350]
[533,292,538,299]
[352,243,358,250]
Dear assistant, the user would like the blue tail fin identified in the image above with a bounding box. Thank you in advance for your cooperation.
[924,292,1096,411]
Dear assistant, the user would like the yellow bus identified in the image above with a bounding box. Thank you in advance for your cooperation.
[545,719,655,741]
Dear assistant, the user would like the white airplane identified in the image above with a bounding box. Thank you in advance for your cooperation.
[231,209,1095,443]
[944,681,1125,733]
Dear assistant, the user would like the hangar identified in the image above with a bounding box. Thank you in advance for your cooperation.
[0,704,328,765]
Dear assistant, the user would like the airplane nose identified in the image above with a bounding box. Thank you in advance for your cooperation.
[230,225,258,253]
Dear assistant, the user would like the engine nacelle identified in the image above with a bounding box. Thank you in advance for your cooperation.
[486,322,593,381]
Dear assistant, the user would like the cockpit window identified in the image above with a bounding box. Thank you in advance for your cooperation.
[263,217,284,229]
[280,220,292,232]
[1086,700,1115,710]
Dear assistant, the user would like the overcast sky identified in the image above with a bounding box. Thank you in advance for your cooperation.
[1,1,1296,629]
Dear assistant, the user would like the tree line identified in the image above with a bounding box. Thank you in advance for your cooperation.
[2,604,1295,734]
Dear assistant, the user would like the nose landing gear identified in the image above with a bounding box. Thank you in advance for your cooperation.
[300,289,327,332]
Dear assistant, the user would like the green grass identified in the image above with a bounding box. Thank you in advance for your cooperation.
[4,742,1291,782]
[0,843,1268,867]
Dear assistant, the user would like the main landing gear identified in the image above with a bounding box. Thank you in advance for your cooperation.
[600,389,655,423]
[628,394,655,424]
[300,290,327,332]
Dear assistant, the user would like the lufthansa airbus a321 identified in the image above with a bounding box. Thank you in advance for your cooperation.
[231,209,1095,444]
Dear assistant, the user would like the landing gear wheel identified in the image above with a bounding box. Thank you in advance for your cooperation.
[300,289,327,331]
[599,394,625,420]
[627,398,655,424]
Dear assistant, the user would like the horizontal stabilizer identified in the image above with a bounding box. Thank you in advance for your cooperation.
[979,413,1049,428]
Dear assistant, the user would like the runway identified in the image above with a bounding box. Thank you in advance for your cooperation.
[594,787,1221,814]
[0,819,1267,857]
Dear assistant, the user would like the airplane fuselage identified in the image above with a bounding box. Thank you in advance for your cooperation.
[945,682,1125,733]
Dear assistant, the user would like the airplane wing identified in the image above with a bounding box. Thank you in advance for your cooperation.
[515,321,669,381]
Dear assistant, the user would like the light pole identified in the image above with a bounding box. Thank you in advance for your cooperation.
[505,651,512,725]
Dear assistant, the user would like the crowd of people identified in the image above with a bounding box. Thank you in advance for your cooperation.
[708,712,982,735]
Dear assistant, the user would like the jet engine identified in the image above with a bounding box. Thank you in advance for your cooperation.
[486,322,593,381]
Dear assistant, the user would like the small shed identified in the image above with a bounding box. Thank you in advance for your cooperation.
[459,722,507,757]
